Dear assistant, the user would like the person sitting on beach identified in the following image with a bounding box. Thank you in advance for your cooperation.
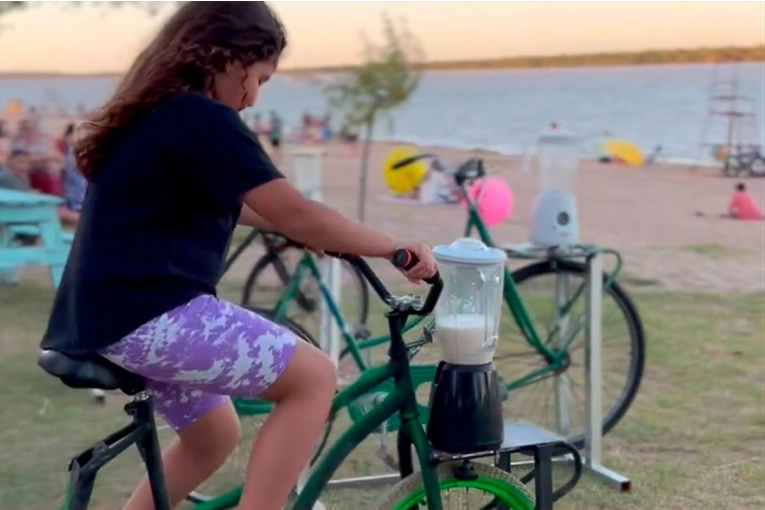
[12,119,57,164]
[251,112,265,138]
[0,149,32,191]
[0,148,80,225]
[726,182,764,221]
[644,145,663,166]
[268,110,284,161]
[59,123,86,226]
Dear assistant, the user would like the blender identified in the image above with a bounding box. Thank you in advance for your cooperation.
[529,128,581,248]
[427,238,507,454]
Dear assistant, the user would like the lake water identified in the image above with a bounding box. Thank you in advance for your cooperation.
[1,63,763,162]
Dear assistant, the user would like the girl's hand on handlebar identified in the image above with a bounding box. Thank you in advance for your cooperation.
[395,243,437,284]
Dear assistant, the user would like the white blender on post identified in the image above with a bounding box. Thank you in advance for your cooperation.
[529,128,581,249]
[426,238,507,454]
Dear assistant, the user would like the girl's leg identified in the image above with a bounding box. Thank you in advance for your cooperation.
[101,295,336,510]
[119,396,241,510]
[239,340,335,509]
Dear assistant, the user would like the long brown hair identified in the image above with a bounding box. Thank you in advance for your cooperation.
[75,2,287,179]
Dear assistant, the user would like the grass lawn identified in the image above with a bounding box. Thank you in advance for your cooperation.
[0,272,763,509]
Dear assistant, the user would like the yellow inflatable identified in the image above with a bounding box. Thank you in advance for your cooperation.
[2,100,22,117]
[602,139,645,167]
[383,146,429,194]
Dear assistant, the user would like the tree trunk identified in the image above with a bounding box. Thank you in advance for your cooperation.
[357,119,375,223]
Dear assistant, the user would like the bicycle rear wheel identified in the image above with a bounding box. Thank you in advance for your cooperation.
[241,246,370,329]
[375,462,534,510]
[185,307,331,505]
[497,259,645,449]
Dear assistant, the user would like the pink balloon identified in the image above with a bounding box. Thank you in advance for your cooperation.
[463,177,514,227]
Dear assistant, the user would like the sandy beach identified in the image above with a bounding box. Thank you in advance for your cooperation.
[267,141,765,294]
[3,108,763,293]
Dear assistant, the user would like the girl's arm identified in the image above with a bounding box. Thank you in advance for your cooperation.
[238,204,275,231]
[243,179,398,258]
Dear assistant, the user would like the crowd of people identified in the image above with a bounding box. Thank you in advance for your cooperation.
[0,111,86,226]
[245,109,346,158]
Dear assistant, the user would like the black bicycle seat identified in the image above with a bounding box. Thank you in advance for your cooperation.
[38,350,145,395]
[454,157,486,184]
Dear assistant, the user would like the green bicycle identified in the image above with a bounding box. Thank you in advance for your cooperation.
[240,153,646,450]
[192,153,646,504]
[194,250,537,510]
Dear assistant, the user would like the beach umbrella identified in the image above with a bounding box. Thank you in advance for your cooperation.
[602,139,645,167]
[383,145,429,194]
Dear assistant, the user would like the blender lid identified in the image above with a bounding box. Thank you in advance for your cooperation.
[432,238,507,265]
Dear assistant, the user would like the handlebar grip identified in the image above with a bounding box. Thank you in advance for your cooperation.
[391,249,440,285]
[391,156,422,170]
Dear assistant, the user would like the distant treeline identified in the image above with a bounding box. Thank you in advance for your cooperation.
[286,44,765,75]
[1,44,763,79]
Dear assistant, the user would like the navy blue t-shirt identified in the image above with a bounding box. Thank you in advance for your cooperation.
[41,93,283,354]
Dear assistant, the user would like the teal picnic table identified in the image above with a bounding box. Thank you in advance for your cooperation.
[0,188,73,287]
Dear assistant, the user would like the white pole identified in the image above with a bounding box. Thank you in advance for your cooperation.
[290,147,342,367]
[290,147,336,510]
[584,252,604,466]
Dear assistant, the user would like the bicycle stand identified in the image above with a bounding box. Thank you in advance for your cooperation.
[504,245,633,493]
[64,394,170,510]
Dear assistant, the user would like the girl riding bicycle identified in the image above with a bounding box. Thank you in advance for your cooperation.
[40,3,436,509]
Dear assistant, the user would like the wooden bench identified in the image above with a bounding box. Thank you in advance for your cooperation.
[0,189,72,287]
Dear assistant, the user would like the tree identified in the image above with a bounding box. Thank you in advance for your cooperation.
[324,13,424,223]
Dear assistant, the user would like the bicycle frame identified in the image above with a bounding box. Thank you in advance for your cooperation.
[269,253,428,372]
[197,303,444,510]
[221,228,261,277]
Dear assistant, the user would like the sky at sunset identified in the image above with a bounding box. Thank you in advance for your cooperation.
[0,1,763,73]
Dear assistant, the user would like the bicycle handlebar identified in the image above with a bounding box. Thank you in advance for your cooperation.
[391,153,439,170]
[390,153,486,186]
[323,249,442,317]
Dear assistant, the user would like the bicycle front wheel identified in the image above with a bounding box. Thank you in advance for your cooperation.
[497,259,645,449]
[375,462,535,510]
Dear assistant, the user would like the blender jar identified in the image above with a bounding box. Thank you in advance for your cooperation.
[432,238,507,365]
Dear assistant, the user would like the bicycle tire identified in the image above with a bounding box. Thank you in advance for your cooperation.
[374,462,535,510]
[508,259,645,449]
[185,307,332,505]
[241,248,370,327]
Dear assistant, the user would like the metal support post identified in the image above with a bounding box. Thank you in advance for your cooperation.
[321,257,342,366]
[553,272,572,438]
[583,251,631,492]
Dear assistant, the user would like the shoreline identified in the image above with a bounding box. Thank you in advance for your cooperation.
[1,50,762,80]
[0,109,724,170]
